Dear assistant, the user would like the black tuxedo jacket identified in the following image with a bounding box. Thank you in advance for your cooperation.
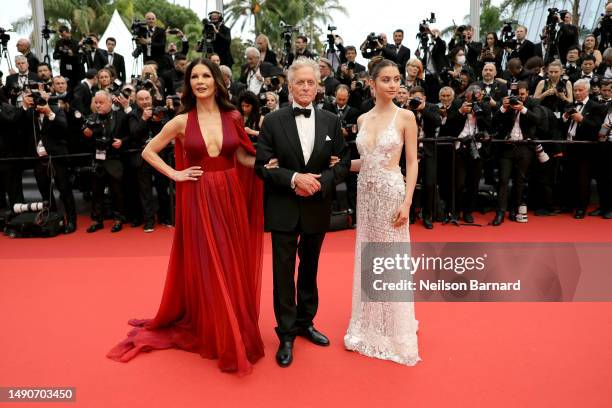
[415,103,442,157]
[323,76,341,96]
[255,106,351,233]
[562,99,605,142]
[478,80,508,104]
[494,97,542,141]
[18,106,69,157]
[212,24,234,67]
[71,81,96,116]
[53,38,83,87]
[387,44,411,70]
[512,40,536,65]
[4,72,38,92]
[83,48,108,71]
[139,27,166,64]
[103,51,126,83]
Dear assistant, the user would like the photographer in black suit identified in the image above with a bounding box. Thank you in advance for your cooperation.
[389,29,411,71]
[448,25,482,72]
[560,79,606,219]
[323,84,360,225]
[53,26,83,90]
[593,2,612,53]
[255,58,350,367]
[127,89,171,232]
[82,90,130,233]
[0,101,24,208]
[3,55,38,106]
[207,11,234,68]
[136,12,166,66]
[407,86,441,229]
[510,25,535,65]
[103,37,126,83]
[80,34,108,71]
[19,88,76,233]
[71,69,98,118]
[16,38,39,74]
[491,82,541,226]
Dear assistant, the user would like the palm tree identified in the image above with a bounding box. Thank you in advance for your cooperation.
[501,0,582,26]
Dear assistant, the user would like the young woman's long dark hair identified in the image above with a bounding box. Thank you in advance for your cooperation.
[180,58,235,114]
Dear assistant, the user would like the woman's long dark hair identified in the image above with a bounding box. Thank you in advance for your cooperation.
[179,58,235,114]
[237,91,261,130]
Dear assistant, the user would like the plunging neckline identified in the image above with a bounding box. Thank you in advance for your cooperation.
[194,110,224,158]
[361,107,400,152]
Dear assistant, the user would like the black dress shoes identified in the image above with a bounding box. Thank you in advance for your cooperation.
[574,210,586,219]
[275,340,294,367]
[462,212,474,223]
[297,326,330,346]
[111,221,123,232]
[64,221,77,234]
[86,222,103,233]
[423,217,433,229]
[492,211,504,226]
[508,210,517,222]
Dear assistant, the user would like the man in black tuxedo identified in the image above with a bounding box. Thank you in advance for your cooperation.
[491,82,541,226]
[557,13,580,65]
[81,35,108,72]
[561,79,606,219]
[71,69,98,117]
[19,90,77,233]
[157,30,189,74]
[0,101,24,208]
[3,55,38,106]
[448,25,482,72]
[479,62,508,110]
[103,37,126,83]
[389,29,411,71]
[255,59,350,368]
[511,25,535,65]
[318,57,341,97]
[570,55,601,84]
[137,12,166,66]
[53,26,83,90]
[161,54,187,97]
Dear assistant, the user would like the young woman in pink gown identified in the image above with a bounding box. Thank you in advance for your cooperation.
[107,58,265,376]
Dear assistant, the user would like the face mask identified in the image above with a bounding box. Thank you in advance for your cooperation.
[457,56,466,66]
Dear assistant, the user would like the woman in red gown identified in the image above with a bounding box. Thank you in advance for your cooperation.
[107,58,265,375]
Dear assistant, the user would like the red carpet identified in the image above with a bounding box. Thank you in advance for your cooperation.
[1,213,611,407]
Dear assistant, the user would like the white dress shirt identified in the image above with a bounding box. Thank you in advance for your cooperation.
[290,102,316,188]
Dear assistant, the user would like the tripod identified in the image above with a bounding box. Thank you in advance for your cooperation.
[1,41,12,72]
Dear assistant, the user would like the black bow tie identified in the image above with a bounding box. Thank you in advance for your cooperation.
[293,107,312,118]
[575,101,584,107]
[582,75,592,78]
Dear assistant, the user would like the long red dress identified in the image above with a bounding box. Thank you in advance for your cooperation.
[107,109,264,375]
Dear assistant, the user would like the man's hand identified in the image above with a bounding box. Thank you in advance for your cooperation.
[460,101,473,114]
[36,104,52,116]
[571,111,584,122]
[294,173,321,196]
[512,100,525,111]
[501,97,510,110]
[83,128,93,138]
[142,107,153,121]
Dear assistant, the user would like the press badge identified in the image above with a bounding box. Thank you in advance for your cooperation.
[95,149,107,160]
[66,64,72,71]
[36,140,48,157]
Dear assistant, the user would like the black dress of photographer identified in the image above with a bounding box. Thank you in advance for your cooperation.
[18,91,77,233]
[450,87,492,218]
[82,100,130,232]
[491,90,541,225]
[126,102,172,228]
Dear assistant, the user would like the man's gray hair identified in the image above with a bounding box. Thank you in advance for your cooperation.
[95,90,113,101]
[219,65,232,77]
[603,47,612,60]
[287,57,320,84]
[574,78,591,91]
[14,55,27,63]
[245,47,260,58]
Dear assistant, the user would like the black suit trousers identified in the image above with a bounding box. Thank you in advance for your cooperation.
[91,159,125,222]
[497,144,534,212]
[271,229,326,341]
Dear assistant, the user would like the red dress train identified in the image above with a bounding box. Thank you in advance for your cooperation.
[107,109,264,375]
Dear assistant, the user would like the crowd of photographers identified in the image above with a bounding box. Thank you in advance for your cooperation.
[1,5,612,235]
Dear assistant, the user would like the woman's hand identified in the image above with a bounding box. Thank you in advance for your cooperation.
[172,166,203,182]
[393,201,411,228]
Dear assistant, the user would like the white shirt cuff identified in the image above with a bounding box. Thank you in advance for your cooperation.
[124,106,132,114]
[47,112,56,121]
[521,107,528,114]
[500,106,507,113]
[290,172,297,189]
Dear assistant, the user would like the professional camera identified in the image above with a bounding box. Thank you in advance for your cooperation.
[461,134,483,160]
[167,28,181,35]
[80,36,96,53]
[259,93,271,115]
[354,79,366,90]
[131,20,148,38]
[417,12,436,40]
[0,27,11,46]
[24,82,51,107]
[440,69,461,89]
[508,96,521,106]
[167,95,181,108]
[500,20,517,48]
[366,32,383,50]
[280,22,298,43]
[153,106,169,116]
[509,81,519,96]
[564,104,578,117]
[83,116,111,150]
[41,20,55,40]
[408,97,422,111]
